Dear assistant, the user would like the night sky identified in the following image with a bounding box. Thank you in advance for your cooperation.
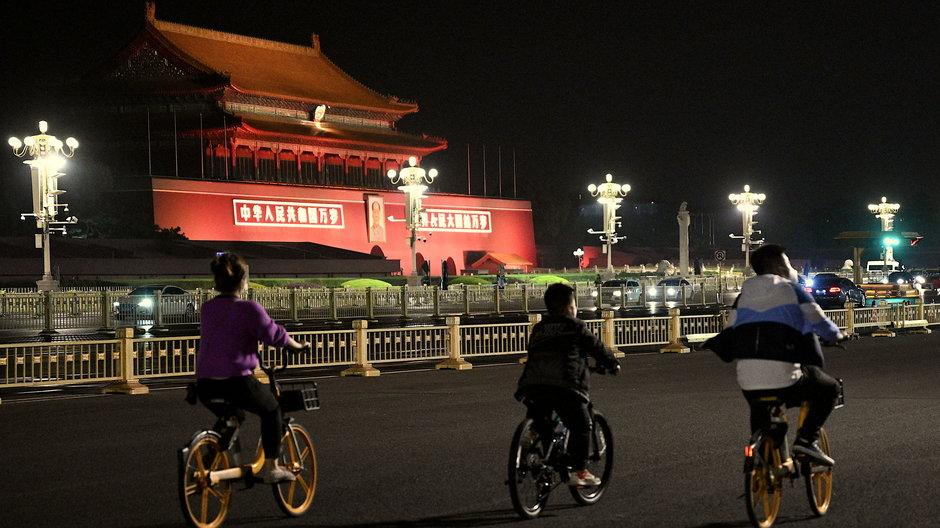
[2,1,938,259]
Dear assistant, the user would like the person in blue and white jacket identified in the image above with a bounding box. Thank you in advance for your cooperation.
[729,244,844,466]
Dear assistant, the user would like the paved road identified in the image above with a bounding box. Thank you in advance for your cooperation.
[2,333,938,527]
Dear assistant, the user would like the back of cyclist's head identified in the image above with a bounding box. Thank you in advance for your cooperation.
[750,244,787,275]
[544,283,575,316]
[211,252,248,293]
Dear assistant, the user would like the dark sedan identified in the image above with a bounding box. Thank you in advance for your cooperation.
[805,276,866,308]
[113,285,197,321]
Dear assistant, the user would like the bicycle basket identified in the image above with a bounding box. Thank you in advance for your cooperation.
[279,382,320,412]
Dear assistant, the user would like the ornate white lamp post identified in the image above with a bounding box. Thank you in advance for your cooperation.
[868,196,900,265]
[388,156,437,284]
[728,184,765,272]
[587,173,630,272]
[573,247,584,269]
[8,121,79,291]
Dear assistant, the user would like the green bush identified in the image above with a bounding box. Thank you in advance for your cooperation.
[449,276,493,285]
[341,278,394,289]
[526,274,571,284]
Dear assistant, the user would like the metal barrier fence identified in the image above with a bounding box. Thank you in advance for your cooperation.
[1,302,936,394]
[0,281,745,334]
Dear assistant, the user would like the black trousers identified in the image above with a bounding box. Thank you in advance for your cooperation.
[523,388,592,470]
[742,365,840,441]
[197,376,283,458]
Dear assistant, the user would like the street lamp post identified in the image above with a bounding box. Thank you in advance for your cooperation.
[387,156,438,285]
[867,196,900,265]
[8,121,79,291]
[587,173,630,273]
[728,184,765,272]
[573,247,584,269]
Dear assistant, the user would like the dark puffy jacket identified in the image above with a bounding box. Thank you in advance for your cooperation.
[515,315,620,401]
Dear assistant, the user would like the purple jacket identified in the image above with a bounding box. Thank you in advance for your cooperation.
[196,296,292,378]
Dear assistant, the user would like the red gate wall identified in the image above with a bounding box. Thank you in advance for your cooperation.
[152,178,536,275]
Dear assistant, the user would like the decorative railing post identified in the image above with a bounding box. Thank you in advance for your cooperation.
[872,300,896,338]
[844,301,856,337]
[399,286,409,321]
[521,283,529,313]
[433,285,441,318]
[151,290,166,332]
[289,288,299,323]
[595,284,603,311]
[101,327,149,394]
[40,291,56,336]
[660,307,690,353]
[601,309,624,358]
[329,288,339,322]
[519,313,542,364]
[463,284,471,316]
[436,316,472,370]
[366,287,375,320]
[97,290,113,332]
[913,296,931,334]
[340,319,379,376]
[493,285,502,315]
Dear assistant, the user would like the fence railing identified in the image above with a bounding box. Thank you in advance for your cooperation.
[1,301,934,395]
[0,281,746,333]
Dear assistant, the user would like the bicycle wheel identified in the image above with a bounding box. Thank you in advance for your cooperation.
[179,431,233,528]
[272,423,317,517]
[508,418,551,519]
[570,412,614,505]
[745,436,782,528]
[804,427,833,516]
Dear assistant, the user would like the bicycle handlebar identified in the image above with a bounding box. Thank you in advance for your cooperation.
[258,344,311,376]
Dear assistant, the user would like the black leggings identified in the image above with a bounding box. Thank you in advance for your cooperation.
[743,365,840,441]
[197,376,283,458]
[524,389,592,470]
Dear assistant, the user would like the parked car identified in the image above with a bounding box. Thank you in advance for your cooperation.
[886,271,917,285]
[647,278,694,301]
[593,279,641,307]
[113,285,196,320]
[805,276,866,308]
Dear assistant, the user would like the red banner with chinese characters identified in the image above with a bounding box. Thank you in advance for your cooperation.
[232,199,344,228]
[419,209,492,233]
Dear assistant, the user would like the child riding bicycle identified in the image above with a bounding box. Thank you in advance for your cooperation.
[706,244,844,466]
[194,252,310,483]
[515,283,621,486]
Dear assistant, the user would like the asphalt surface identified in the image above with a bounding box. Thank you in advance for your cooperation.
[1,333,938,527]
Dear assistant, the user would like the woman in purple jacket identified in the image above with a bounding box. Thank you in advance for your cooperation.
[196,252,309,483]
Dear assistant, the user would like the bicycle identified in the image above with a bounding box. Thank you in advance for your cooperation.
[743,378,844,528]
[506,365,616,520]
[178,349,320,528]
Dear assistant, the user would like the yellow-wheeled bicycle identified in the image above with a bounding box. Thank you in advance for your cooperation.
[178,350,319,528]
[744,379,844,528]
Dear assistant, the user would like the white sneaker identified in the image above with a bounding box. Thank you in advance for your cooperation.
[567,469,601,487]
[261,465,296,484]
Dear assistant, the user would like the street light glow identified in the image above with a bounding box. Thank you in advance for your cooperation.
[587,173,630,272]
[388,156,438,281]
[728,184,766,271]
[7,121,79,292]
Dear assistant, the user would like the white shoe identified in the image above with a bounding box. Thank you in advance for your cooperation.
[567,469,601,487]
[261,465,296,484]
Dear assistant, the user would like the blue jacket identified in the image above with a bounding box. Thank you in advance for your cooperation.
[729,274,841,368]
